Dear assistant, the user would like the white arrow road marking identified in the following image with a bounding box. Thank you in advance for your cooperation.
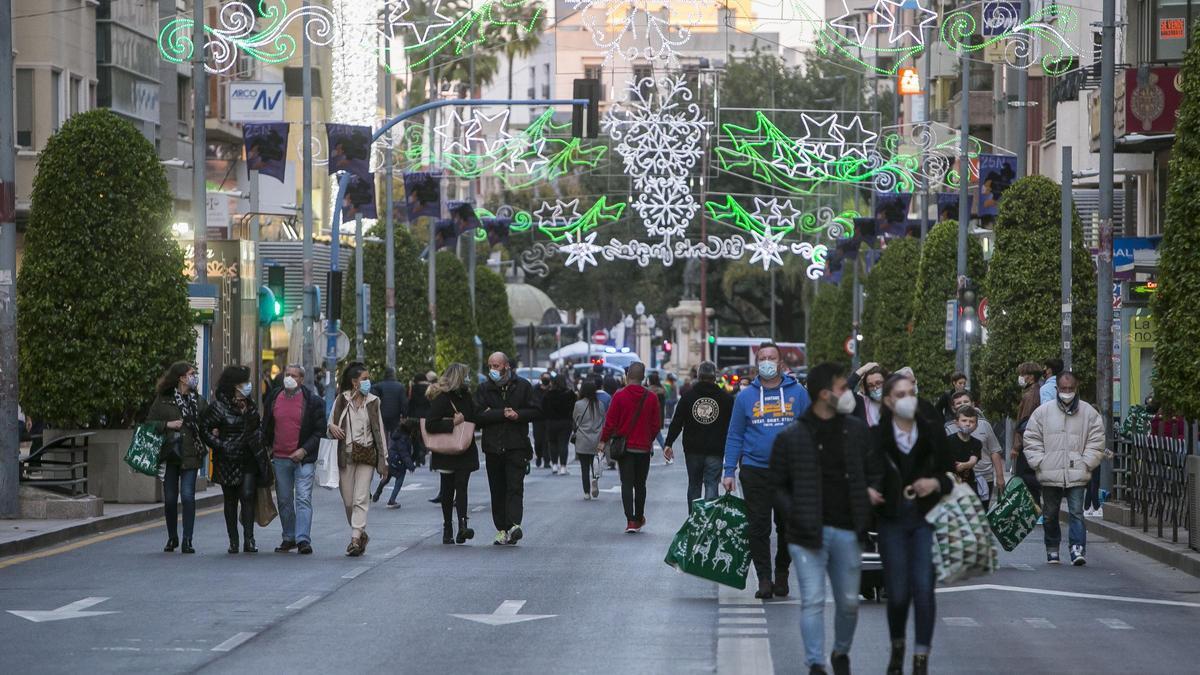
[451,600,556,626]
[598,485,622,493]
[400,483,431,491]
[937,584,1200,609]
[8,597,118,623]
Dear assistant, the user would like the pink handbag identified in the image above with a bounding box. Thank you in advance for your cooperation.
[419,403,474,455]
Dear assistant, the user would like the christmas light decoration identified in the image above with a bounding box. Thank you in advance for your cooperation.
[829,0,937,49]
[159,1,337,75]
[564,0,709,64]
[941,3,1080,75]
[377,0,544,70]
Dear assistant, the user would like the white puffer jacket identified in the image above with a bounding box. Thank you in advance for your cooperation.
[1022,398,1106,488]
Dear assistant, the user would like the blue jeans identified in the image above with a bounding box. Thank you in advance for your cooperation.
[162,464,198,540]
[684,453,721,507]
[789,527,862,667]
[878,502,936,652]
[273,459,315,544]
[1041,485,1086,552]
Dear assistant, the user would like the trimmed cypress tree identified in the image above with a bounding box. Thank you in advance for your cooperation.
[433,251,478,372]
[861,236,921,371]
[807,267,854,368]
[907,220,985,393]
[978,175,1096,418]
[475,266,516,359]
[17,110,193,427]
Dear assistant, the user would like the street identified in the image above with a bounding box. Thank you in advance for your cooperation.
[3,461,1200,674]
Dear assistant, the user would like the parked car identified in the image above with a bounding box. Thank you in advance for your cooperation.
[516,367,547,382]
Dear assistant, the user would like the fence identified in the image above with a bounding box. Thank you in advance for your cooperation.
[1112,433,1192,543]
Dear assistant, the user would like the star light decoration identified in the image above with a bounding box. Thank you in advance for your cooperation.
[564,0,708,64]
[830,0,937,48]
[374,0,544,69]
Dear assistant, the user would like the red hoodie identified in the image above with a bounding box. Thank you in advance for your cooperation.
[601,384,662,452]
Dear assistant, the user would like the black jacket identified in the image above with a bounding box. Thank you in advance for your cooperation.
[474,376,540,454]
[872,407,956,519]
[541,389,577,422]
[262,386,327,464]
[371,378,409,434]
[200,395,265,487]
[770,412,880,547]
[425,387,480,472]
[664,381,733,456]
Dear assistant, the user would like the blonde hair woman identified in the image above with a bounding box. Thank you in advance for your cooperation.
[424,363,480,544]
[327,362,388,556]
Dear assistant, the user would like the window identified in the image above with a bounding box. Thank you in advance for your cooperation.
[543,63,551,98]
[51,70,62,132]
[16,69,33,147]
[178,75,190,128]
[584,65,604,100]
[70,75,82,116]
[1154,0,1194,61]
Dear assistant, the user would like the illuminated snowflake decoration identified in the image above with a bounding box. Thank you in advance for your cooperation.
[560,231,604,272]
[745,228,789,271]
[564,0,708,64]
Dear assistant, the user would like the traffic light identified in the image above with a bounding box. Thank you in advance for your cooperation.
[266,265,285,320]
[707,333,716,345]
[327,270,343,322]
[572,78,600,139]
[958,278,978,342]
[258,285,277,326]
[661,339,672,363]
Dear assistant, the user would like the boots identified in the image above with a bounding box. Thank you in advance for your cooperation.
[456,517,475,544]
[443,522,454,545]
[181,538,195,554]
[886,640,905,675]
[754,578,774,600]
[772,568,790,597]
[913,654,929,675]
[243,536,258,553]
[227,536,239,554]
[164,537,178,553]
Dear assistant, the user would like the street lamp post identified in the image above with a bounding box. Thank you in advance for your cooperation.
[0,0,19,518]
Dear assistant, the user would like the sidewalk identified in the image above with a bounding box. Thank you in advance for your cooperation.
[0,487,225,558]
[1060,503,1200,579]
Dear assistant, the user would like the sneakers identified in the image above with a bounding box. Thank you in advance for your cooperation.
[754,579,774,600]
[559,466,569,476]
[625,520,638,534]
[636,516,646,531]
[665,458,674,465]
[551,463,560,474]
[1070,545,1086,566]
[584,493,592,501]
[493,530,509,546]
[386,502,401,509]
[275,540,297,553]
[1037,515,1044,525]
[590,478,600,498]
[507,524,523,545]
[297,541,313,555]
[1046,550,1061,565]
[830,652,850,675]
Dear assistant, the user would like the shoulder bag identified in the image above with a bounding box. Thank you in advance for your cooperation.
[607,391,649,461]
[420,400,475,455]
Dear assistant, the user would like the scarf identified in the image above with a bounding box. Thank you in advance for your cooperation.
[172,388,203,449]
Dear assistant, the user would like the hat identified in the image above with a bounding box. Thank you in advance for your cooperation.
[697,361,718,380]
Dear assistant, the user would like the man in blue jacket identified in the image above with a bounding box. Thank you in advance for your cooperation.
[723,342,811,599]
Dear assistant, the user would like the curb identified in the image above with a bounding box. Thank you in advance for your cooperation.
[0,491,225,559]
[1060,510,1200,579]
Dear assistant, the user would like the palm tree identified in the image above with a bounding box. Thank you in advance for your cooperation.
[492,0,545,100]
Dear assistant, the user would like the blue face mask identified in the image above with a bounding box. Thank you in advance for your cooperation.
[186,375,199,390]
[237,382,252,397]
[358,379,372,395]
[489,369,505,382]
[757,360,779,379]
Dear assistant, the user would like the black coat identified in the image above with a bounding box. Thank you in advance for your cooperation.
[474,376,540,455]
[371,378,409,434]
[425,387,480,472]
[663,381,733,456]
[200,395,266,487]
[770,413,881,548]
[871,408,956,519]
[261,386,327,464]
[541,389,577,422]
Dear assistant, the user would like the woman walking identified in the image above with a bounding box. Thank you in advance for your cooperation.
[147,362,207,554]
[200,365,264,554]
[647,371,670,461]
[571,380,605,500]
[541,373,577,475]
[874,373,956,675]
[423,363,479,544]
[327,362,389,556]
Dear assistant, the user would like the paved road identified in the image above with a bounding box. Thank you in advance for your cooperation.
[3,456,1200,674]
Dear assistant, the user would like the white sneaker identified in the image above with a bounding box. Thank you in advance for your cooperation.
[584,493,592,501]
[590,478,600,499]
[560,467,569,476]
[552,464,560,475]
[1084,508,1094,517]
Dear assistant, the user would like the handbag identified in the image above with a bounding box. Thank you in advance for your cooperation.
[161,433,184,464]
[925,473,998,584]
[343,400,378,465]
[607,391,649,461]
[255,486,278,527]
[986,476,1041,552]
[124,424,164,476]
[420,401,475,455]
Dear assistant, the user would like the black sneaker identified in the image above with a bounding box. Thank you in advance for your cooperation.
[507,524,523,545]
[831,652,850,675]
[275,540,297,553]
[297,541,313,555]
[1046,550,1061,565]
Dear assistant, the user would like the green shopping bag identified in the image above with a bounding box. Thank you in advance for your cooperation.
[665,499,717,569]
[675,494,752,590]
[986,476,1041,552]
[926,477,998,584]
[124,423,164,476]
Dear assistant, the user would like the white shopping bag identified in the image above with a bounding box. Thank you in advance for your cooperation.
[316,438,340,489]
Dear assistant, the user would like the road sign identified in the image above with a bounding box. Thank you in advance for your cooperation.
[945,299,959,351]
[8,597,117,623]
[844,337,856,357]
[320,330,350,360]
[592,330,608,344]
[451,600,556,626]
[978,297,989,326]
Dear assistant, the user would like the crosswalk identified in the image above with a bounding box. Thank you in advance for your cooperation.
[938,616,1136,630]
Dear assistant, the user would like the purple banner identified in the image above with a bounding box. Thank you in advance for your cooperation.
[937,192,974,222]
[433,218,458,251]
[978,154,1018,217]
[482,217,511,246]
[243,123,290,183]
[873,191,913,238]
[404,172,441,221]
[341,173,377,223]
[326,123,372,180]
[448,201,481,236]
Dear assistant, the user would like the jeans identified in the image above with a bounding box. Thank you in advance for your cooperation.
[222,472,257,542]
[1042,485,1087,551]
[545,420,572,466]
[1085,471,1102,511]
[374,467,408,505]
[878,501,936,652]
[532,420,548,467]
[789,528,862,667]
[618,452,652,521]
[684,453,722,508]
[162,464,198,540]
[486,450,529,531]
[577,453,596,494]
[273,459,315,544]
[740,466,791,581]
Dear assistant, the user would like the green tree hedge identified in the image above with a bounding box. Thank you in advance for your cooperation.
[17,110,193,427]
[1153,34,1200,417]
[475,266,516,359]
[907,220,985,393]
[341,226,434,381]
[978,175,1096,418]
[807,267,854,368]
[861,236,921,371]
[433,251,478,371]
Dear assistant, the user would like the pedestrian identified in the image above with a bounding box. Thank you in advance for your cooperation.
[262,364,326,555]
[665,373,679,420]
[1011,361,1044,506]
[770,363,884,675]
[873,373,956,675]
[409,372,432,470]
[371,367,412,508]
[591,363,613,410]
[424,363,480,545]
[894,366,940,425]
[326,362,389,557]
[475,352,540,546]
[722,342,811,599]
[146,361,207,554]
[1021,371,1106,566]
[200,365,266,554]
[945,405,982,486]
[934,371,968,422]
[1039,357,1063,405]
[532,372,551,469]
[848,362,886,428]
[602,368,620,398]
[572,380,605,500]
[541,372,577,475]
[943,390,1005,508]
[600,362,662,533]
[647,371,670,459]
[664,360,732,508]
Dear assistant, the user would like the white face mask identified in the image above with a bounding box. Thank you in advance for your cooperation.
[757,360,779,379]
[835,389,856,414]
[1058,391,1076,404]
[1018,376,1027,388]
[237,382,252,398]
[283,376,298,391]
[893,396,918,420]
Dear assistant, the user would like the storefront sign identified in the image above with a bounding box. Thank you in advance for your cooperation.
[228,82,285,123]
[1160,18,1186,40]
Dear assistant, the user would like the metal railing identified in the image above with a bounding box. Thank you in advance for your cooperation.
[1113,433,1191,543]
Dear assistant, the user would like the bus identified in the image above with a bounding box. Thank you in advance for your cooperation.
[714,337,806,373]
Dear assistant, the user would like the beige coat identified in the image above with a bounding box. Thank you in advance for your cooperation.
[1022,398,1106,488]
[329,391,389,477]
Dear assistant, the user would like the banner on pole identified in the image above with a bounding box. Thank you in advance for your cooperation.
[341,173,377,223]
[326,124,372,180]
[403,172,442,221]
[977,154,1018,218]
[242,123,290,183]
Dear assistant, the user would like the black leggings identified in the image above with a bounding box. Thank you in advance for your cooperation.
[439,470,471,523]
[617,452,651,521]
[222,472,257,541]
[545,420,572,466]
[577,453,595,494]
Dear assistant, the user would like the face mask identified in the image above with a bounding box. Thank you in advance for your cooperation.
[1058,391,1076,404]
[958,423,975,435]
[868,388,882,402]
[893,396,918,420]
[1018,376,1027,388]
[186,375,198,390]
[757,360,778,379]
[237,382,252,398]
[359,379,372,395]
[489,369,505,382]
[283,376,298,391]
[835,389,856,414]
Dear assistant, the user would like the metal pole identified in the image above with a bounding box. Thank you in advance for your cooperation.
[1061,147,1073,370]
[0,0,19,518]
[192,0,207,285]
[1016,0,1029,177]
[428,211,437,344]
[384,65,396,371]
[1099,0,1116,490]
[769,269,776,341]
[956,47,970,374]
[355,212,364,361]
[250,170,262,401]
[301,0,315,376]
[851,255,861,371]
[467,46,477,317]
[325,175,351,413]
[920,16,932,240]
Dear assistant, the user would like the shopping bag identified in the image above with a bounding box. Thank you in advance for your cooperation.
[986,476,1041,552]
[316,438,340,489]
[665,499,717,569]
[675,494,752,590]
[255,486,278,527]
[124,424,164,476]
[925,476,998,584]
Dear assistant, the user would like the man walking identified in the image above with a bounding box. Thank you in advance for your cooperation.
[664,361,732,508]
[770,363,883,675]
[723,342,811,598]
[475,352,540,545]
[1039,357,1064,405]
[1022,371,1106,566]
[371,367,411,507]
[601,362,662,533]
[262,364,326,555]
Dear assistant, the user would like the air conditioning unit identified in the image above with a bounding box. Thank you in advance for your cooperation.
[1189,456,1200,553]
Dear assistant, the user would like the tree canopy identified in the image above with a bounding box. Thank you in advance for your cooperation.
[433,250,478,371]
[861,236,921,371]
[475,265,516,359]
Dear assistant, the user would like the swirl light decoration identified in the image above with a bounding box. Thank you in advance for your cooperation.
[564,0,709,64]
[158,1,337,74]
[941,3,1079,75]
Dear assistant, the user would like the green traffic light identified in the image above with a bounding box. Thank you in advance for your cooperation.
[707,335,716,344]
[274,300,282,317]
